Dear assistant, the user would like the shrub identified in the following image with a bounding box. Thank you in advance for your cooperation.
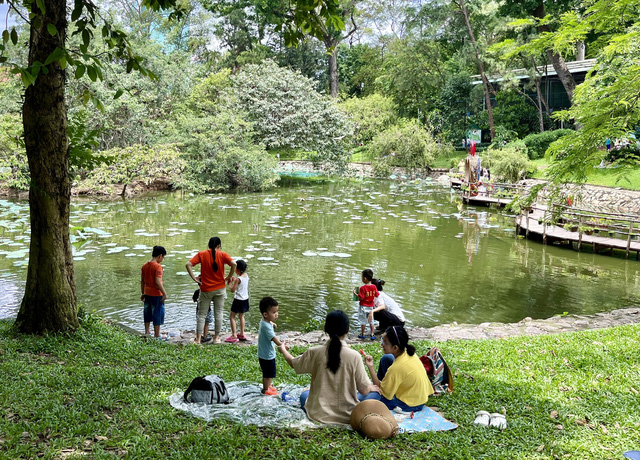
[523,129,573,159]
[483,144,532,183]
[77,144,186,193]
[493,89,546,138]
[227,59,352,169]
[368,120,438,175]
[491,125,520,146]
[182,146,278,193]
[177,110,278,193]
[340,94,397,145]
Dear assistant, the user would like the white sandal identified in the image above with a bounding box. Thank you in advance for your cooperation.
[473,410,490,427]
[489,413,507,430]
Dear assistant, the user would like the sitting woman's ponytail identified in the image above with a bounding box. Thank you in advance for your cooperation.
[324,310,350,374]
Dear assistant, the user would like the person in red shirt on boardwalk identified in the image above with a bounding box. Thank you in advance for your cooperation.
[141,246,167,338]
[186,237,236,344]
[353,269,379,340]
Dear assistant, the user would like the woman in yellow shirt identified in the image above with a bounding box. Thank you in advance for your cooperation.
[362,326,434,412]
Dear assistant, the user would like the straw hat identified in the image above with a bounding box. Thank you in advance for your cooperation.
[350,400,399,440]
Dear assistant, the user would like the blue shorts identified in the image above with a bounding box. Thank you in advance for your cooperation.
[231,298,250,314]
[259,358,277,379]
[143,295,165,326]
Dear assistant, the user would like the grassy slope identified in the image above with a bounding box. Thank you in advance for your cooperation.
[528,159,640,191]
[1,318,639,459]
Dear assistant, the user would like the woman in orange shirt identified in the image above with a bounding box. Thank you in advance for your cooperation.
[186,237,236,344]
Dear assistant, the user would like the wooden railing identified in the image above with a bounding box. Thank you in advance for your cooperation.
[463,181,526,201]
[530,203,640,258]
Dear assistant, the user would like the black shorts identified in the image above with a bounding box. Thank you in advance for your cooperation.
[259,358,277,379]
[231,298,250,314]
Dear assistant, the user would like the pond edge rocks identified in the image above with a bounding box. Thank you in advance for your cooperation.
[118,306,640,346]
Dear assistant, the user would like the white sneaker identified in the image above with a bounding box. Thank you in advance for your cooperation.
[489,413,507,430]
[473,410,490,427]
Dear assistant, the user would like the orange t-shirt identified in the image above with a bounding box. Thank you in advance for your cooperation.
[189,249,233,292]
[141,261,163,296]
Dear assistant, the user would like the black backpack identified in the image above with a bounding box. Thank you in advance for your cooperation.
[183,375,230,404]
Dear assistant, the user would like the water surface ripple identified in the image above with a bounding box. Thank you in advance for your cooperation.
[0,180,638,333]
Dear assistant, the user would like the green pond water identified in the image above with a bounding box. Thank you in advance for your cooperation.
[1,178,639,334]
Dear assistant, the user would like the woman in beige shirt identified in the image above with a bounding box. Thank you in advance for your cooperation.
[278,310,379,425]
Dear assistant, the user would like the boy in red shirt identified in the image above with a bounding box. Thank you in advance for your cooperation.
[141,246,167,338]
[353,269,379,340]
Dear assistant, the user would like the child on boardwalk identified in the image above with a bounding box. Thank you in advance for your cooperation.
[353,268,379,340]
[258,296,284,395]
[141,246,167,338]
[225,259,249,343]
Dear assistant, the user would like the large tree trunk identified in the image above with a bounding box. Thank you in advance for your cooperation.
[458,0,495,140]
[327,40,339,98]
[534,79,545,132]
[546,50,576,103]
[534,3,576,104]
[15,0,79,333]
[320,2,357,99]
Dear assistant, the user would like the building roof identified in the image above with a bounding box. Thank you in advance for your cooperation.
[471,58,597,85]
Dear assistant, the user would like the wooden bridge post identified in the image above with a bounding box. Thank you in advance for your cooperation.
[518,211,522,237]
[578,215,583,252]
[626,221,633,259]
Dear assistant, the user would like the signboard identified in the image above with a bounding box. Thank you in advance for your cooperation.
[466,129,482,143]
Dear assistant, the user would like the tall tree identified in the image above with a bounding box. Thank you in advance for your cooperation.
[319,0,358,97]
[545,0,640,183]
[499,0,581,103]
[490,37,550,133]
[203,0,354,97]
[16,0,79,333]
[453,0,496,140]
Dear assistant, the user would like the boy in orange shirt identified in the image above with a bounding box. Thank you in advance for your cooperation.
[141,246,167,338]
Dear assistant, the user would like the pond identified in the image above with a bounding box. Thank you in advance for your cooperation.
[1,178,639,334]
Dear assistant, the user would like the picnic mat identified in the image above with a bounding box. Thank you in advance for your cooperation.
[170,381,457,432]
[170,381,318,428]
[395,406,458,433]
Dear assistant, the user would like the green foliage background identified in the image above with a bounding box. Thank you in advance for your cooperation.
[2,0,640,191]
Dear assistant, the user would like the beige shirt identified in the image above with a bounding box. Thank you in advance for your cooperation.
[291,340,371,426]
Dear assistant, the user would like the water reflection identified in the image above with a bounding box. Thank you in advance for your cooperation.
[0,273,21,319]
[0,181,639,333]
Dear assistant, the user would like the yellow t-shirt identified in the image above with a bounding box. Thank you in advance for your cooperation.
[380,351,434,407]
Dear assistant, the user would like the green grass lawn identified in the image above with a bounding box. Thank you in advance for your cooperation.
[2,317,639,459]
[531,158,640,190]
[432,150,466,169]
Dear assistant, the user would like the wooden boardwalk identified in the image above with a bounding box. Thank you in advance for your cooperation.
[463,194,512,208]
[517,209,640,258]
[460,182,521,208]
